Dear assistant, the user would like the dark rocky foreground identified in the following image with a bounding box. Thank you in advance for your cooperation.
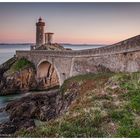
[0,89,77,136]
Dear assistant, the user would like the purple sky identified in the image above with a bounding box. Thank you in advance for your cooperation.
[0,3,140,44]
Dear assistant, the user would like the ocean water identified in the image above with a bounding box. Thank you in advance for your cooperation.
[0,93,31,122]
[0,44,103,122]
[0,44,30,65]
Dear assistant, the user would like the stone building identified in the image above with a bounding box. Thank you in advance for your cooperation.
[36,17,45,48]
[31,17,66,51]
[45,32,54,45]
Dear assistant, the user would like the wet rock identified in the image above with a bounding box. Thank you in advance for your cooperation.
[5,90,77,121]
[2,88,78,135]
[0,122,16,135]
[5,90,61,121]
[0,107,5,113]
[0,118,35,135]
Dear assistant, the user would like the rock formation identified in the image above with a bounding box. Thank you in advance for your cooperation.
[0,57,59,95]
[0,88,77,135]
[0,58,36,95]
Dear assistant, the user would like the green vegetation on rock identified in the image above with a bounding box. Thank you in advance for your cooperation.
[15,72,140,138]
[60,72,114,94]
[5,58,34,75]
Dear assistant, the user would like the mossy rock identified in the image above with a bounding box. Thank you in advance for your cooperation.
[5,58,35,75]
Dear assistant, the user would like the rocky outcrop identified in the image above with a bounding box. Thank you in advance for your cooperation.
[0,58,37,95]
[0,57,60,95]
[0,118,35,136]
[0,88,77,135]
[5,89,77,121]
[0,67,37,95]
[5,90,60,121]
[0,57,18,95]
[0,57,17,75]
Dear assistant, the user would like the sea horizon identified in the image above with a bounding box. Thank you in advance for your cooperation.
[0,43,106,46]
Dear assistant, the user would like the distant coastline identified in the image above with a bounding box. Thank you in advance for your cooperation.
[0,43,106,46]
[0,43,33,45]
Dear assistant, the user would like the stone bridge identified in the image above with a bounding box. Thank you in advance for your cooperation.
[16,35,140,85]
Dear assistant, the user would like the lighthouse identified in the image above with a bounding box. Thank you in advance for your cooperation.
[36,17,45,47]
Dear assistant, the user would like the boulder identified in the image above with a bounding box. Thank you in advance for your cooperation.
[0,118,35,135]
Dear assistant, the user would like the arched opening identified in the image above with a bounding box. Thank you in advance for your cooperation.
[37,61,59,89]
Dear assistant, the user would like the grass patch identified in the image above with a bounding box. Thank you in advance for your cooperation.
[60,72,113,94]
[6,58,35,75]
[15,110,106,138]
[12,58,34,71]
[109,72,140,137]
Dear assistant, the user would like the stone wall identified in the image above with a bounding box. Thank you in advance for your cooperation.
[16,49,140,85]
[16,46,140,58]
[71,51,140,77]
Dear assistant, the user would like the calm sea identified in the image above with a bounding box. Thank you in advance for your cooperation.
[0,44,103,122]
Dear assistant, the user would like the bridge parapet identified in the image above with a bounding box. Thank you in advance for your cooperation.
[16,44,140,59]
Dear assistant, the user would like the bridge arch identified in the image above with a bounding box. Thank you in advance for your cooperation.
[36,59,61,89]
